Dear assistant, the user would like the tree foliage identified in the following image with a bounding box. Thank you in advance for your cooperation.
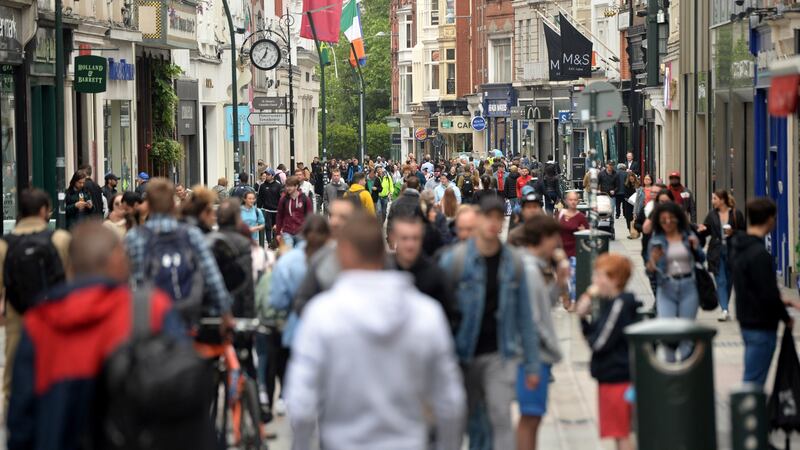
[366,123,391,159]
[320,0,392,157]
[325,123,359,160]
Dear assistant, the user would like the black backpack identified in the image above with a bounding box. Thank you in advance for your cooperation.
[3,230,65,314]
[461,176,475,201]
[141,227,203,326]
[96,287,215,450]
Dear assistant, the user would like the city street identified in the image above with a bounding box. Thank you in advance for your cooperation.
[0,218,779,449]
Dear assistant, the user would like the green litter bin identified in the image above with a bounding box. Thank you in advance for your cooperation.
[730,385,769,450]
[625,319,718,450]
[574,229,611,298]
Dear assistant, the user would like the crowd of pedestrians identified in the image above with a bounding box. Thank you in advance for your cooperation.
[0,151,796,450]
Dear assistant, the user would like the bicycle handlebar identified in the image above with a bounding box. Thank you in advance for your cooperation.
[199,317,261,333]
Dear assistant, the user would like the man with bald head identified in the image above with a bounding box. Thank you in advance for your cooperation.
[8,221,185,449]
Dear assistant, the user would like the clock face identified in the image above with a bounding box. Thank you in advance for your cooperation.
[250,39,281,71]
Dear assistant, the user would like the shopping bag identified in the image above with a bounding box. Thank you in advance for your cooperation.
[627,192,638,206]
[769,329,800,432]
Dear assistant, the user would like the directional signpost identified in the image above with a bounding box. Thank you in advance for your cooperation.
[248,112,286,126]
[253,96,287,110]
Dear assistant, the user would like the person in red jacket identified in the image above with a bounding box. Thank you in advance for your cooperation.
[7,220,184,450]
[275,176,313,248]
[516,166,533,198]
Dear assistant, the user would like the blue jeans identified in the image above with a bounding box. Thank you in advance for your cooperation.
[716,250,732,312]
[656,275,699,360]
[255,332,269,393]
[281,232,298,248]
[741,328,777,386]
[377,196,389,219]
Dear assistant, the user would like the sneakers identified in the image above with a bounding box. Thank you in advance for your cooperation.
[275,398,287,416]
[718,310,730,322]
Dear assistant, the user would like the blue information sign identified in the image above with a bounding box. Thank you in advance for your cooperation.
[472,116,487,132]
[225,105,251,142]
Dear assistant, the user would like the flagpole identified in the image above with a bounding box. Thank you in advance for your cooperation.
[306,11,329,186]
[351,43,366,166]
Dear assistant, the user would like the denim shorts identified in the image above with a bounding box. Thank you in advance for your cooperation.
[516,363,552,417]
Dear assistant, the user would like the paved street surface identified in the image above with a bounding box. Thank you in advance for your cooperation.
[0,218,798,449]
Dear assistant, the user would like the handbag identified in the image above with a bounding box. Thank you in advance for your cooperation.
[695,262,719,311]
[768,329,800,433]
[626,191,638,206]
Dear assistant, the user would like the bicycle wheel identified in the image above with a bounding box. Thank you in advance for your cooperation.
[239,378,264,450]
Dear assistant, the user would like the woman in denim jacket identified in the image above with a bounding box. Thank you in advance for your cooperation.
[646,202,705,358]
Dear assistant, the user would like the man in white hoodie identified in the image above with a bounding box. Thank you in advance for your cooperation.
[286,212,466,450]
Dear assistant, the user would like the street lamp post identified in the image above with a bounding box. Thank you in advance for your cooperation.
[55,0,65,228]
[350,43,366,165]
[221,0,241,173]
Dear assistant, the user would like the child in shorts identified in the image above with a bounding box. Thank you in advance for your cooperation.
[575,253,640,450]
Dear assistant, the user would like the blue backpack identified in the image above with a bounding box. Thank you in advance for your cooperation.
[142,227,204,325]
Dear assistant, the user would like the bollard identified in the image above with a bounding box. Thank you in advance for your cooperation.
[625,319,718,450]
[730,385,769,450]
[574,229,611,299]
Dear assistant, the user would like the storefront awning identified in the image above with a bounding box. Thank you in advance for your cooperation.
[768,74,800,117]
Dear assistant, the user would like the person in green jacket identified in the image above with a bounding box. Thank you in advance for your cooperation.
[375,164,394,224]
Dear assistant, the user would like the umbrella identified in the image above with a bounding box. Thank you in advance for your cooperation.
[491,149,503,158]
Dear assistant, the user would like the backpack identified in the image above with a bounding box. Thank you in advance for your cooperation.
[695,262,719,311]
[230,184,255,199]
[3,230,65,314]
[141,227,203,325]
[207,232,249,300]
[96,287,215,450]
[461,176,475,201]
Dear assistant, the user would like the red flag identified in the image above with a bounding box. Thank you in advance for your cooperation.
[300,0,344,43]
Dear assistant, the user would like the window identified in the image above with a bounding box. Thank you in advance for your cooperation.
[490,38,512,83]
[430,0,439,26]
[444,48,455,95]
[428,50,440,91]
[400,14,412,49]
[445,0,454,23]
[400,65,413,112]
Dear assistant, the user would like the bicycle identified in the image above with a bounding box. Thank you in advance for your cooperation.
[194,318,267,450]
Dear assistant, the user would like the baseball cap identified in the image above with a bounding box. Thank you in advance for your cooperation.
[520,185,535,197]
[669,171,681,179]
[479,196,506,215]
[137,172,150,181]
[105,172,119,181]
[521,192,543,205]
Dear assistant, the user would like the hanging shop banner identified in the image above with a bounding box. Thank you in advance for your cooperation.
[543,22,565,81]
[558,13,592,79]
[74,55,107,93]
[225,105,252,142]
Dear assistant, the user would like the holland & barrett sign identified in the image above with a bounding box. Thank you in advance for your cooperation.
[74,55,107,93]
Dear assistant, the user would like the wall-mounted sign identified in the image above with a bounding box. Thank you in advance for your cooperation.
[74,55,107,93]
[414,127,428,141]
[31,28,55,76]
[486,100,510,117]
[0,6,22,65]
[137,0,197,50]
[438,115,472,134]
[108,58,135,81]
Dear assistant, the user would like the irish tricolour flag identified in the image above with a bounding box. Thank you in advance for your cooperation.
[341,0,366,67]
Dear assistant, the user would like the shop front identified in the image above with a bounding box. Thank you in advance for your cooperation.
[103,50,137,192]
[481,84,515,156]
[0,5,26,231]
[437,115,473,158]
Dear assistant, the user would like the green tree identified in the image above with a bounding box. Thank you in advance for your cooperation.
[320,0,391,146]
[326,123,359,160]
[366,122,391,159]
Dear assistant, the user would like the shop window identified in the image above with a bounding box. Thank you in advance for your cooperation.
[1,68,16,222]
[103,100,134,192]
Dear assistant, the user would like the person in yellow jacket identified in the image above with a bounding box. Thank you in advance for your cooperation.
[375,164,395,223]
[345,172,376,215]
